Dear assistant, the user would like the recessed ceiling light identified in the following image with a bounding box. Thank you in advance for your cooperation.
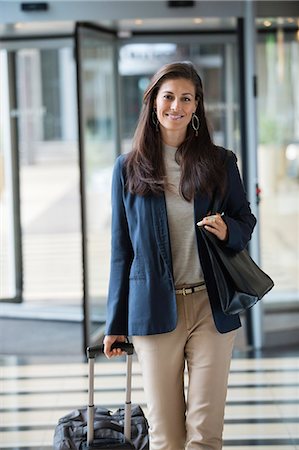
[194,18,203,24]
[263,20,272,27]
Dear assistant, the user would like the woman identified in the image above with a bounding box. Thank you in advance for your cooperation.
[104,62,256,450]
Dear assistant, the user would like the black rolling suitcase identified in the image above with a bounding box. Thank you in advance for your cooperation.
[53,342,149,450]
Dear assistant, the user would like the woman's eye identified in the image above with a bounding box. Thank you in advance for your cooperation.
[184,97,191,102]
[164,95,173,100]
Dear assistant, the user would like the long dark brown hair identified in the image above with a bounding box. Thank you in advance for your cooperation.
[125,61,226,201]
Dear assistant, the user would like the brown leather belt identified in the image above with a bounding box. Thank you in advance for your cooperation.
[175,282,206,296]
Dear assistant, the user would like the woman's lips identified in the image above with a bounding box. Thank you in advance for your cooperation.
[166,114,184,120]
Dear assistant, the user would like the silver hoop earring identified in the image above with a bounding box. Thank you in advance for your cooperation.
[191,112,200,136]
[152,110,159,132]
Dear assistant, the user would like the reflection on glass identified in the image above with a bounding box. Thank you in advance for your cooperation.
[79,29,117,334]
[257,29,299,303]
[119,41,240,156]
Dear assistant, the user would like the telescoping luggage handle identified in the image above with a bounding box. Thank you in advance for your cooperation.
[86,342,134,446]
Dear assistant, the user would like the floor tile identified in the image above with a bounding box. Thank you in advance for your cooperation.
[1,356,298,449]
[224,447,296,450]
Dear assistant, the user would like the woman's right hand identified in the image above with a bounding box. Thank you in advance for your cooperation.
[103,335,126,359]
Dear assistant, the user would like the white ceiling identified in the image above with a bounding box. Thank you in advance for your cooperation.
[0,0,298,39]
[0,16,298,39]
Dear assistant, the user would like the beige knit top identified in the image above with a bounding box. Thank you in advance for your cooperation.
[163,144,204,288]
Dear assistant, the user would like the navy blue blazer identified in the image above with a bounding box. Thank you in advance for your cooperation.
[105,147,256,336]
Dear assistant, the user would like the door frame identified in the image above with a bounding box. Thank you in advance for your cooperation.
[0,49,22,303]
[75,22,120,352]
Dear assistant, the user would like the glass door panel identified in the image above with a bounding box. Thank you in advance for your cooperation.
[14,45,82,307]
[76,25,118,345]
[257,29,299,304]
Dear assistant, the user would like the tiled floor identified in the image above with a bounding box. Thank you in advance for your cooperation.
[0,356,298,449]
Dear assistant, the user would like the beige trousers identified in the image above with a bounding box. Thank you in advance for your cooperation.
[132,288,236,450]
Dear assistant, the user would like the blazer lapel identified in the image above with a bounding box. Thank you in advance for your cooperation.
[151,193,173,277]
[194,191,212,224]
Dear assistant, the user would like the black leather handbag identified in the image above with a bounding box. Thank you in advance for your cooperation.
[198,149,274,314]
[199,224,274,315]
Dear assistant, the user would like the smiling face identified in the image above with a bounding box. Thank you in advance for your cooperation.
[154,77,198,146]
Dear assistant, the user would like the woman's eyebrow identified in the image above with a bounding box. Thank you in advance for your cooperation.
[162,90,194,96]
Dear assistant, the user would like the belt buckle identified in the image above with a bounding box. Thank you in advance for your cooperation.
[182,287,192,296]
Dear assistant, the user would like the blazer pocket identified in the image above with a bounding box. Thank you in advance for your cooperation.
[129,256,146,280]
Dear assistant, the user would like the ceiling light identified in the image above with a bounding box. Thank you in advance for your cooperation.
[14,23,25,29]
[135,19,143,26]
[194,18,203,24]
[263,20,272,27]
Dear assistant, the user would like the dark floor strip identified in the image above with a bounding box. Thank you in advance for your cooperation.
[1,447,53,450]
[225,417,299,424]
[0,373,123,381]
[224,438,299,445]
[230,368,299,373]
[1,367,298,381]
[3,382,299,396]
[2,417,299,432]
[1,439,299,450]
[1,425,55,431]
[0,404,140,413]
[1,398,299,413]
[5,383,299,398]
[226,399,299,405]
[228,383,299,388]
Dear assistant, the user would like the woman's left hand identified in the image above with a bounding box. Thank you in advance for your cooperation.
[198,213,228,241]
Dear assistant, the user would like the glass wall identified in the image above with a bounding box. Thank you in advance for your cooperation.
[119,37,240,157]
[257,27,299,304]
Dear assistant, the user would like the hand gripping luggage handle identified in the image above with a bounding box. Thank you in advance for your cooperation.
[87,342,134,359]
[86,342,134,446]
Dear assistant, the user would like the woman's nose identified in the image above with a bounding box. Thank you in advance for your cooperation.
[170,98,179,110]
